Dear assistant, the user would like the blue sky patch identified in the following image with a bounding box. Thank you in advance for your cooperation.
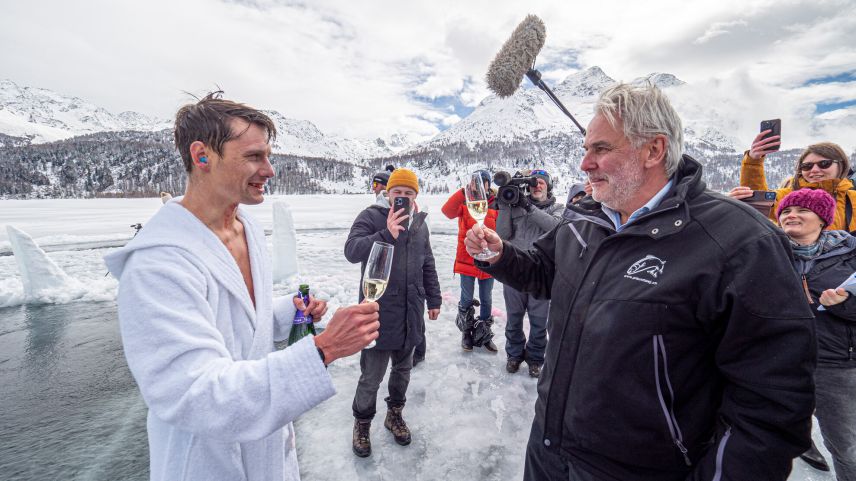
[804,71,856,86]
[816,99,856,114]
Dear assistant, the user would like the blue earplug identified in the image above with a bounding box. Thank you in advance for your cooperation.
[199,156,208,164]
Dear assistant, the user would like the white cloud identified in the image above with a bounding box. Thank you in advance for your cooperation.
[441,114,462,127]
[0,0,853,150]
[817,106,856,121]
[693,19,748,44]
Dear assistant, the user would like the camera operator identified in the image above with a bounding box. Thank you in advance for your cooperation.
[495,169,563,377]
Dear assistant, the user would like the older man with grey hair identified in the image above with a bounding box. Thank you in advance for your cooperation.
[465,82,816,481]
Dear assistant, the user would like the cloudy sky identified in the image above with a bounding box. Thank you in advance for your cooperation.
[2,0,854,148]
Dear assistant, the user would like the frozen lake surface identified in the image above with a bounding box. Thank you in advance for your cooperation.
[0,195,835,480]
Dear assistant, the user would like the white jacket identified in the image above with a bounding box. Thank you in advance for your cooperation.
[104,201,335,481]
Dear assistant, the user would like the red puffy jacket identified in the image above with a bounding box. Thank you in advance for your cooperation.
[441,188,498,279]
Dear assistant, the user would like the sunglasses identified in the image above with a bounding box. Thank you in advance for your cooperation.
[531,169,549,176]
[799,159,839,171]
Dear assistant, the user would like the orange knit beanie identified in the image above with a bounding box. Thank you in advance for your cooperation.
[387,168,419,193]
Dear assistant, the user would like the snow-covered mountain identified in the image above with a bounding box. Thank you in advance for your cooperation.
[379,67,745,196]
[0,79,170,144]
[415,67,736,155]
[0,79,405,161]
[1,69,768,198]
[265,110,394,162]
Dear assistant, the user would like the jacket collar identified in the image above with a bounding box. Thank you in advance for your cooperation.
[562,155,705,238]
[794,177,853,196]
[531,195,557,210]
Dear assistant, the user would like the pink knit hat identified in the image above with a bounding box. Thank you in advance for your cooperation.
[776,189,836,226]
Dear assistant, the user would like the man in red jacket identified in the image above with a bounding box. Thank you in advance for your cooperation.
[442,170,499,352]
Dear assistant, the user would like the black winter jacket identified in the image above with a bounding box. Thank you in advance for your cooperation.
[479,156,816,481]
[344,205,442,351]
[793,233,856,368]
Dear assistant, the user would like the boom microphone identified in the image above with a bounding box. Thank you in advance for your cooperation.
[485,15,587,135]
[486,15,545,98]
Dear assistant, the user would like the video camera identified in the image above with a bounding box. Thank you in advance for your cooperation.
[493,171,538,206]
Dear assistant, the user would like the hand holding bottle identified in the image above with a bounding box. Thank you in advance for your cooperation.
[288,284,324,345]
[293,294,329,321]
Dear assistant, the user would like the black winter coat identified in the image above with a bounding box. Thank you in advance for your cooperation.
[344,205,442,351]
[479,156,816,481]
[793,233,856,368]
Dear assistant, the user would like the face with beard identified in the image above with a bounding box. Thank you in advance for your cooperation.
[580,114,646,214]
[531,178,549,202]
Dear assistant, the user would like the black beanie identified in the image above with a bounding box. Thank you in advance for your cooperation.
[372,171,391,185]
[372,165,395,185]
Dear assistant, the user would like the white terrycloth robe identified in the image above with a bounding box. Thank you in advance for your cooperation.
[104,201,335,481]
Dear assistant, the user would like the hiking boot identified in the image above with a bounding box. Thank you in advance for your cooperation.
[506,359,521,373]
[352,419,372,457]
[483,339,498,353]
[384,406,411,446]
[800,442,830,471]
[528,362,542,378]
[461,330,473,351]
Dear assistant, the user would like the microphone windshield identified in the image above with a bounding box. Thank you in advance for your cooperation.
[486,15,546,98]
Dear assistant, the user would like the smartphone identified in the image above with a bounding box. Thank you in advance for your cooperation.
[740,190,777,216]
[393,197,411,229]
[760,119,781,152]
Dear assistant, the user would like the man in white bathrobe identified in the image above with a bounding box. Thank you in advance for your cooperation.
[104,92,380,481]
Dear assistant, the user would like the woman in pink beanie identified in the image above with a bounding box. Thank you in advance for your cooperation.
[778,187,856,477]
[777,188,836,238]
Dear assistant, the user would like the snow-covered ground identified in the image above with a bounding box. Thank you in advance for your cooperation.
[0,196,836,480]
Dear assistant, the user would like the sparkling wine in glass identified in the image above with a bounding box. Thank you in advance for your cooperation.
[362,241,394,348]
[463,172,498,260]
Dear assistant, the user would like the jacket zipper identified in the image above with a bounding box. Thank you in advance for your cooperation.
[848,325,854,361]
[712,423,733,481]
[653,335,692,466]
[567,223,588,258]
[801,275,814,304]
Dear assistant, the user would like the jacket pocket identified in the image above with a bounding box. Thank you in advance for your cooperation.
[654,334,692,466]
[712,422,733,481]
[566,301,692,470]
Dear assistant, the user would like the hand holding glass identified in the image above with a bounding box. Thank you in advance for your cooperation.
[462,173,498,260]
[362,241,394,348]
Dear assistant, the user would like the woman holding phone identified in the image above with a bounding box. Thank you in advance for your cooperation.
[776,188,856,478]
[728,130,855,231]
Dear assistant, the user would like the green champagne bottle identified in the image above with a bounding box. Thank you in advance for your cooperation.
[287,284,316,345]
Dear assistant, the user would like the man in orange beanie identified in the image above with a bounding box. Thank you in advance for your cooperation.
[344,167,442,457]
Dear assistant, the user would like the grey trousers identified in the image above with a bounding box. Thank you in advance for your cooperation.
[815,366,856,481]
[352,347,414,420]
[503,284,550,364]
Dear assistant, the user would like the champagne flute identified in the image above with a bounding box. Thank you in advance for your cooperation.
[462,172,498,260]
[362,241,394,348]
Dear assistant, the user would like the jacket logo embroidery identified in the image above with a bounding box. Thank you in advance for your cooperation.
[625,255,666,285]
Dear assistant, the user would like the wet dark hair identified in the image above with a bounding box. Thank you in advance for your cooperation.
[174,91,277,172]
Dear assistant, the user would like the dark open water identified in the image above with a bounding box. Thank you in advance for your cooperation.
[0,302,148,480]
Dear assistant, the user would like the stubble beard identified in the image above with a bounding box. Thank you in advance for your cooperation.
[591,154,645,213]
